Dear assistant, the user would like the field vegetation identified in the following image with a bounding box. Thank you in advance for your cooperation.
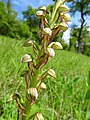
[0,36,90,120]
[0,0,90,119]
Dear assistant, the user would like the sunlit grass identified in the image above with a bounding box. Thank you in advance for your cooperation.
[0,36,90,119]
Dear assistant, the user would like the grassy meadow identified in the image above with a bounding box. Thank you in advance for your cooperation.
[0,36,90,120]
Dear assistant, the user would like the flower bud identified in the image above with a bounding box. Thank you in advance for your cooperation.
[40,83,47,90]
[59,22,68,31]
[34,112,44,120]
[23,40,39,51]
[23,40,34,47]
[28,88,38,99]
[37,82,47,90]
[21,54,32,62]
[39,5,49,14]
[36,10,44,18]
[59,4,70,13]
[61,13,71,22]
[48,42,63,50]
[42,28,52,36]
[47,69,56,78]
[47,48,55,57]
[39,6,47,11]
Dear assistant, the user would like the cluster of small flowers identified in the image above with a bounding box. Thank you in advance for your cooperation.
[36,2,71,33]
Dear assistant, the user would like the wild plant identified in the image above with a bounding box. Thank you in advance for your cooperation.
[9,0,71,119]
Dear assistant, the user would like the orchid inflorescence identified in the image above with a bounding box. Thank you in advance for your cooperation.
[10,0,71,119]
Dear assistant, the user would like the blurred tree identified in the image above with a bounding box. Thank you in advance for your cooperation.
[0,1,7,35]
[82,31,90,56]
[0,1,17,36]
[7,0,11,14]
[0,1,30,38]
[68,25,90,54]
[68,25,79,52]
[23,6,39,29]
[70,0,90,53]
[22,6,40,42]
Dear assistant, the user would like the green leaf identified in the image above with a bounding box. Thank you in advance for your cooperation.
[85,88,90,100]
[0,117,4,120]
[86,111,90,120]
[73,77,80,83]
[29,104,39,119]
[87,71,90,87]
